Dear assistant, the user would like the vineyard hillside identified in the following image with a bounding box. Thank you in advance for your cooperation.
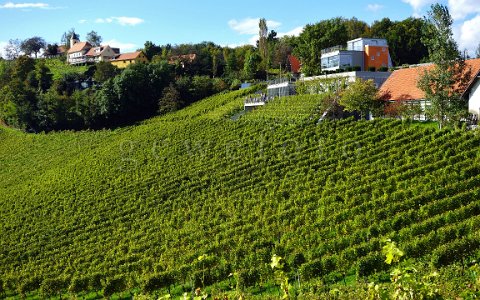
[1,87,480,298]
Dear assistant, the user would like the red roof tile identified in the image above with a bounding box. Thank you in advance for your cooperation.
[85,48,96,56]
[67,42,91,54]
[168,53,196,64]
[114,51,142,61]
[379,58,480,101]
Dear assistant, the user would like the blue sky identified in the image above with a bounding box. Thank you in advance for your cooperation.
[1,0,479,58]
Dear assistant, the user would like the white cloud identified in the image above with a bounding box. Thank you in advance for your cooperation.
[95,16,144,26]
[402,0,435,14]
[104,39,137,52]
[248,35,259,46]
[0,41,7,58]
[78,19,87,24]
[244,26,303,46]
[0,2,48,8]
[228,18,281,35]
[448,0,480,20]
[278,26,303,37]
[456,14,480,56]
[95,17,113,24]
[114,16,144,26]
[366,4,383,12]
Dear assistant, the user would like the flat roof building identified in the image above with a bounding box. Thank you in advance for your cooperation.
[321,38,393,72]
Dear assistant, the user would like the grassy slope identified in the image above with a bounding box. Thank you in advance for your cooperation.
[43,58,88,80]
[1,88,480,298]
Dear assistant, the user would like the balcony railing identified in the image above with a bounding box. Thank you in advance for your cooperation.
[68,56,113,64]
[321,45,346,55]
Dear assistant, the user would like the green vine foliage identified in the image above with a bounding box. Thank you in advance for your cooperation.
[1,86,480,298]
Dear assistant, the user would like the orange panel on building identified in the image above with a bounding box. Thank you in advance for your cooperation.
[364,45,390,70]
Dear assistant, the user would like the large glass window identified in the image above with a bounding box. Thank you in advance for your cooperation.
[321,55,340,69]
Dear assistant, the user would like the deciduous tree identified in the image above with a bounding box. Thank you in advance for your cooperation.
[44,43,59,57]
[21,37,46,58]
[243,49,261,80]
[418,3,471,129]
[61,28,79,49]
[294,18,349,75]
[4,39,22,60]
[340,79,380,119]
[86,30,103,47]
[93,61,118,83]
[144,41,162,61]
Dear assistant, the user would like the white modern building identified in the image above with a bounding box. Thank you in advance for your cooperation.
[321,38,393,72]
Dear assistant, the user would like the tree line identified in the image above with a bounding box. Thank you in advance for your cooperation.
[0,9,475,132]
[0,56,232,132]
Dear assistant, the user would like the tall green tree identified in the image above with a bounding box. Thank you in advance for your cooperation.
[4,39,22,60]
[418,3,471,129]
[243,49,261,80]
[386,18,429,65]
[340,79,380,119]
[61,28,79,49]
[143,41,162,61]
[345,17,370,40]
[158,83,183,115]
[21,37,46,58]
[259,18,268,71]
[370,18,394,38]
[44,43,59,57]
[294,18,349,75]
[34,60,53,92]
[223,48,238,78]
[94,61,118,83]
[86,31,103,47]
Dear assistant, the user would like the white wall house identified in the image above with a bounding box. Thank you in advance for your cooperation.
[67,34,120,65]
[466,75,480,116]
[67,40,92,65]
[379,58,480,120]
[85,45,120,63]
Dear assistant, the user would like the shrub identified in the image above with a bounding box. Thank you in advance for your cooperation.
[235,268,260,291]
[142,272,174,295]
[357,253,386,277]
[102,276,126,299]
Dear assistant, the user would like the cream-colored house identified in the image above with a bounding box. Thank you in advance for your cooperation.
[67,37,92,65]
[67,34,119,65]
[110,51,149,68]
[85,45,120,63]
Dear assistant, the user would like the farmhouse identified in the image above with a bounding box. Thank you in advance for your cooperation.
[67,35,119,65]
[379,58,480,119]
[168,54,197,69]
[110,51,149,69]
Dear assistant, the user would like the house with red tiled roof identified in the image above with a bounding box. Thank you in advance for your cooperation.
[110,51,148,69]
[168,53,197,69]
[67,33,120,65]
[67,39,92,65]
[85,45,120,63]
[379,58,480,119]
